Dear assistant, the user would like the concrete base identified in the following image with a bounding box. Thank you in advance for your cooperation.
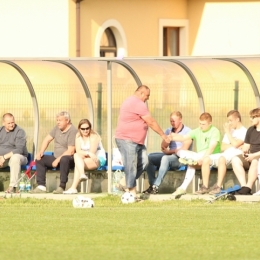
[1,169,259,194]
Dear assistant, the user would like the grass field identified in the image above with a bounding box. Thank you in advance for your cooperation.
[0,195,260,260]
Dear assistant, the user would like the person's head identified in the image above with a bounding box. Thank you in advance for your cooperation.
[170,111,183,129]
[2,113,15,132]
[199,112,212,131]
[135,85,150,102]
[78,119,93,137]
[56,111,71,131]
[249,108,260,127]
[226,110,242,129]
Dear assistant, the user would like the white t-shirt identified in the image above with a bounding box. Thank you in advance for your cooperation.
[222,126,247,144]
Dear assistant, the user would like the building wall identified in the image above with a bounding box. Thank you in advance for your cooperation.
[79,0,188,57]
[188,0,260,55]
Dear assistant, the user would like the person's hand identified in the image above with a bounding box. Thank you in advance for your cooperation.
[36,152,43,161]
[244,153,254,162]
[161,147,171,155]
[223,122,232,133]
[52,159,59,168]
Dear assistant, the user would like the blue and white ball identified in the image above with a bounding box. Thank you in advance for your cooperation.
[72,196,95,208]
[121,192,136,204]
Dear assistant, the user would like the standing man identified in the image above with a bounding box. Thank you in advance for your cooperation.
[143,111,192,194]
[202,110,247,194]
[170,112,221,197]
[115,85,171,199]
[31,111,77,194]
[231,108,260,195]
[0,113,28,193]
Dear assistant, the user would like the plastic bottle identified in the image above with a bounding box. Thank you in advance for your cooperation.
[25,179,31,192]
[19,171,25,193]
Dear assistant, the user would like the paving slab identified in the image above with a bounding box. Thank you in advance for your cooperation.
[0,192,107,200]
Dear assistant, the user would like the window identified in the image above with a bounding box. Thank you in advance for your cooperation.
[100,28,117,57]
[163,27,180,56]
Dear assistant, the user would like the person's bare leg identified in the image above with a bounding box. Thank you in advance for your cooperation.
[246,159,258,189]
[201,156,211,188]
[232,156,247,186]
[217,156,227,187]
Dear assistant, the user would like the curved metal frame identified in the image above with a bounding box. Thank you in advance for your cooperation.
[48,60,94,126]
[111,60,142,86]
[160,59,205,113]
[216,58,260,107]
[0,60,39,157]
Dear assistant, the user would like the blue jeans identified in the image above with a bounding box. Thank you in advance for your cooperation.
[146,153,181,187]
[115,138,148,188]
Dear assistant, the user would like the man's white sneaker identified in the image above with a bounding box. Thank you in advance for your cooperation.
[63,188,78,194]
[253,190,260,196]
[172,188,186,199]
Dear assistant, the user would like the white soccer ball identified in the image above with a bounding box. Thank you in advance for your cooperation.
[72,196,95,208]
[121,192,136,204]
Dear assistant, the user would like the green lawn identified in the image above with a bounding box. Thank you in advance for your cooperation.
[0,196,259,260]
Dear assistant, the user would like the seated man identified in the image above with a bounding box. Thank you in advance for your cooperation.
[231,108,260,195]
[170,112,221,197]
[201,110,247,194]
[143,111,192,194]
[31,111,78,194]
[0,113,28,193]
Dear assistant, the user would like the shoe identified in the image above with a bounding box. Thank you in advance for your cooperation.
[179,158,188,165]
[235,186,251,195]
[142,186,153,194]
[53,187,64,194]
[172,187,186,199]
[30,187,46,193]
[5,186,16,193]
[253,190,260,196]
[209,184,221,195]
[63,188,78,194]
[151,185,159,194]
[79,173,88,182]
[195,185,209,195]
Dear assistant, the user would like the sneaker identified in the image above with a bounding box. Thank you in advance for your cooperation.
[53,187,64,194]
[151,185,159,194]
[63,188,78,194]
[79,173,88,182]
[5,186,16,193]
[179,158,188,165]
[235,186,251,195]
[209,184,221,195]
[30,186,47,193]
[253,190,260,196]
[142,186,153,194]
[195,185,209,195]
[172,187,186,199]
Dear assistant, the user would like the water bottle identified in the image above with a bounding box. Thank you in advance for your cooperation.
[25,179,31,192]
[19,172,25,193]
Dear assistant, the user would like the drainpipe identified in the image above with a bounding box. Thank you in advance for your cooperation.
[75,0,83,57]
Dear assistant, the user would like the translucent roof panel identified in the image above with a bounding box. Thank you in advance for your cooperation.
[0,61,35,153]
[122,59,200,153]
[13,60,90,150]
[233,57,260,97]
[176,58,254,134]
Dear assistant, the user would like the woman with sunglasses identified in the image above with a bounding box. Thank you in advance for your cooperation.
[63,119,106,194]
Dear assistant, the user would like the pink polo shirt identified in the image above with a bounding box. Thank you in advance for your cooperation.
[115,95,150,145]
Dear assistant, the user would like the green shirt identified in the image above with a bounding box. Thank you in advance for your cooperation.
[188,125,221,154]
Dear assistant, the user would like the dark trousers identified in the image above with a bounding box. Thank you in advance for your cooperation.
[36,155,75,189]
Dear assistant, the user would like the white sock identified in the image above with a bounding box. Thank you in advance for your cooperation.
[179,166,195,190]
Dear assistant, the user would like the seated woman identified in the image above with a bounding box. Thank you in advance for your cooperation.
[63,119,106,194]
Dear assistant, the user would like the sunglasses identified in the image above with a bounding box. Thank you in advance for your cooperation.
[80,127,90,131]
[250,115,259,119]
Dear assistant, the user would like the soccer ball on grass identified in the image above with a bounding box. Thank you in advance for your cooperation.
[121,192,136,204]
[72,196,95,208]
